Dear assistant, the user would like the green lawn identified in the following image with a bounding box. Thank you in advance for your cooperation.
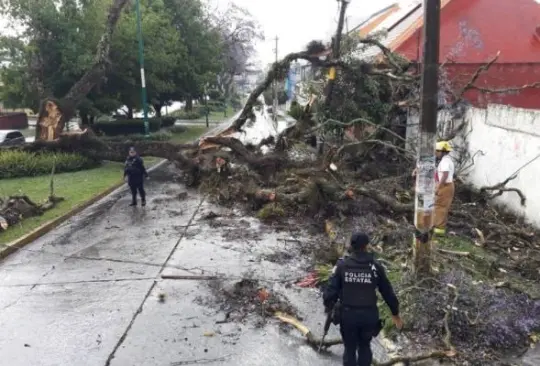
[169,106,238,123]
[169,125,209,143]
[206,106,237,122]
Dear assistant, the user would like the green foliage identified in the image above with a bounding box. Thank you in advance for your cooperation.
[160,116,176,127]
[0,151,99,179]
[93,118,162,136]
[263,88,288,106]
[308,34,406,136]
[208,89,224,101]
[325,58,394,131]
[0,0,243,120]
[257,203,285,220]
[171,109,204,120]
[0,0,111,112]
[230,93,243,110]
[288,101,304,121]
[168,125,187,134]
[101,131,173,142]
[107,0,190,116]
[315,264,333,284]
[168,125,207,143]
[206,100,226,113]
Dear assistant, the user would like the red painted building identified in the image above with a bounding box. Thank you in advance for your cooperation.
[356,0,540,109]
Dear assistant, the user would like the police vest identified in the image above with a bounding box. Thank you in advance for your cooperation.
[340,258,378,308]
[125,158,141,175]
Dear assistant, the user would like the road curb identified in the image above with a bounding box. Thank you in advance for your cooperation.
[0,159,169,261]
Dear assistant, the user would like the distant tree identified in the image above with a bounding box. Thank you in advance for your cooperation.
[0,0,113,113]
[213,3,264,103]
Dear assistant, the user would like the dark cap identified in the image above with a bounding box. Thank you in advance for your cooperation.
[350,232,370,250]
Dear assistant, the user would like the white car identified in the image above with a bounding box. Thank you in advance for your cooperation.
[0,130,26,146]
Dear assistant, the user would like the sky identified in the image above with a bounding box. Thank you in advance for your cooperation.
[0,0,398,66]
[212,0,397,66]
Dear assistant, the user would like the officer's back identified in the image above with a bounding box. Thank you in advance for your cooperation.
[323,232,402,366]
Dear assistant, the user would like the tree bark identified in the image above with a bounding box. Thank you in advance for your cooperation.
[0,196,63,233]
[153,103,162,118]
[20,130,198,164]
[34,0,130,141]
[80,113,90,127]
[185,98,193,111]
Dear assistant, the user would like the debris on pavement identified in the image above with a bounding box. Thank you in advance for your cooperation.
[204,278,299,324]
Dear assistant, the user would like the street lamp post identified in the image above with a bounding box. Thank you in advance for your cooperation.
[204,85,209,128]
[135,0,150,137]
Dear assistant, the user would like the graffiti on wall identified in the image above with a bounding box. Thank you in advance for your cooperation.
[446,19,484,61]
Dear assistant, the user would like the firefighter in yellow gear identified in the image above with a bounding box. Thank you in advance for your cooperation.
[433,141,455,235]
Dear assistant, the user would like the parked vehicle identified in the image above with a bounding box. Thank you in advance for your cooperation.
[0,130,25,146]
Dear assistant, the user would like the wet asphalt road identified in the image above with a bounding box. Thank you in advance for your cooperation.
[0,164,357,366]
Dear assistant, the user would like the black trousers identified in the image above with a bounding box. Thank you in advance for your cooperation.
[128,180,146,203]
[340,308,379,366]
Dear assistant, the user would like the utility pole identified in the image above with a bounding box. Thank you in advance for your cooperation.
[135,0,150,137]
[325,0,349,108]
[272,36,279,122]
[413,0,441,275]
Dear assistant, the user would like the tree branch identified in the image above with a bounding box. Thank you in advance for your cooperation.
[479,175,526,206]
[63,0,130,105]
[451,51,500,106]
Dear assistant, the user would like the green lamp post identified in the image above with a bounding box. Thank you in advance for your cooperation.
[135,0,150,137]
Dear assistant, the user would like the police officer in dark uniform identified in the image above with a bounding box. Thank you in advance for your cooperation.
[124,147,149,206]
[323,232,403,366]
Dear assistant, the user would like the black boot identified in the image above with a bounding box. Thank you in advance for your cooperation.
[129,201,137,207]
[141,199,146,207]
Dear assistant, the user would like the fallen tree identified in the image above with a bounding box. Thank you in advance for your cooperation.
[4,8,540,362]
[0,195,63,234]
[33,0,131,142]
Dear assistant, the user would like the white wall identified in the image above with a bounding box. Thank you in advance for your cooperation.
[406,103,540,227]
[463,104,540,226]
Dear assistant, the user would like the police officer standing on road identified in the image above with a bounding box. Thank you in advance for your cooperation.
[323,232,403,366]
[124,146,149,207]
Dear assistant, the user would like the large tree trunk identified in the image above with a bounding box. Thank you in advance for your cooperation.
[185,98,193,111]
[153,103,163,118]
[34,0,130,141]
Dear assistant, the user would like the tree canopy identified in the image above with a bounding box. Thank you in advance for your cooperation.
[0,0,260,119]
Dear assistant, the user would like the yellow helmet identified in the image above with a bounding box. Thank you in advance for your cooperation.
[436,141,452,152]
